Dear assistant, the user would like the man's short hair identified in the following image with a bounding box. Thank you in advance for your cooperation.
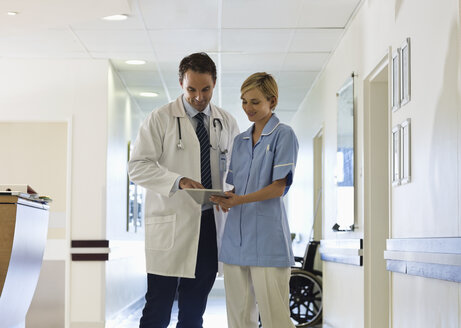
[179,52,217,83]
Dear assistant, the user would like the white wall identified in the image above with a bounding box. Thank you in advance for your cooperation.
[0,58,148,327]
[0,59,109,241]
[290,0,461,327]
[0,58,109,327]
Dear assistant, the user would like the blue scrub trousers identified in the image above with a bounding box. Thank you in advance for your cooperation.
[139,209,218,328]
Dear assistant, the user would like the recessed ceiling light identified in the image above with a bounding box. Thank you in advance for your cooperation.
[102,14,128,21]
[7,11,18,16]
[126,60,146,65]
[140,92,159,98]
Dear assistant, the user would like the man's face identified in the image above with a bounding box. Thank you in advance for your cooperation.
[180,70,216,112]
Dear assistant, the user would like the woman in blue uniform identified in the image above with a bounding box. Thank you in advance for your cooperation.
[211,72,298,328]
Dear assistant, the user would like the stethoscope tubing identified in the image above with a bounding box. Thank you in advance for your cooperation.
[176,116,224,152]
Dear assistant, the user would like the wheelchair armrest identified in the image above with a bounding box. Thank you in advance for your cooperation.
[294,256,304,265]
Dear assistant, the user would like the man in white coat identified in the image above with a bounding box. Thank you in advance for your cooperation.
[128,52,239,328]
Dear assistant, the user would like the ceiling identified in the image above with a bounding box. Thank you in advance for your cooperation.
[0,0,361,129]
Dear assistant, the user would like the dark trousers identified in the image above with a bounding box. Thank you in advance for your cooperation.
[139,209,218,328]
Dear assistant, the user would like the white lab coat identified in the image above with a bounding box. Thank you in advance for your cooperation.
[128,96,239,278]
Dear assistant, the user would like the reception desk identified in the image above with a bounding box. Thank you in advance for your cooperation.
[0,195,49,328]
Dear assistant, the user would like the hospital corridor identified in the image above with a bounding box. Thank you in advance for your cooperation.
[0,0,460,327]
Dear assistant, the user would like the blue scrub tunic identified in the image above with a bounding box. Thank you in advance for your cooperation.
[219,114,299,267]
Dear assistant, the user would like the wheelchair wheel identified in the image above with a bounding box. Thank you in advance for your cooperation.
[289,269,322,327]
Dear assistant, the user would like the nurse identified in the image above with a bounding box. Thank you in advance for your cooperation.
[211,72,299,328]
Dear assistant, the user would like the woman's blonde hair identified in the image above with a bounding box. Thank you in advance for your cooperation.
[241,72,278,110]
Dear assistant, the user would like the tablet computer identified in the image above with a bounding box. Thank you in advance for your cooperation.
[183,188,228,205]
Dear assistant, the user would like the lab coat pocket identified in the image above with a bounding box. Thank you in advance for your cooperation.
[145,214,176,251]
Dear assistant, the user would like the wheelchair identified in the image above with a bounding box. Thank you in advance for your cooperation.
[258,240,323,327]
[289,240,323,327]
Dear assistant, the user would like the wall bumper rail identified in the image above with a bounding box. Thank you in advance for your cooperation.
[384,237,461,283]
[320,238,363,266]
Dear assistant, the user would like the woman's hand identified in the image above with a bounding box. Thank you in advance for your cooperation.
[210,191,242,213]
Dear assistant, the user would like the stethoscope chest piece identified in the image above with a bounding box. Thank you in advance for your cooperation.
[177,117,184,150]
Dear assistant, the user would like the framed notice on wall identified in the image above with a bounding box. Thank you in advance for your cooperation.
[392,125,401,186]
[391,49,401,112]
[400,119,411,184]
[400,38,411,106]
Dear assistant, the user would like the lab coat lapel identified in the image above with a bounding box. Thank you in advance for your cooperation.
[209,104,222,157]
[172,96,200,151]
[209,104,222,190]
[171,97,186,118]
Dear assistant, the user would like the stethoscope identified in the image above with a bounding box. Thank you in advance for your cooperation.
[176,116,227,154]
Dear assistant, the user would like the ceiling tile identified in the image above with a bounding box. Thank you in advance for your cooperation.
[70,17,145,30]
[149,29,219,57]
[221,53,285,72]
[118,71,163,88]
[220,87,241,102]
[0,29,85,56]
[136,92,167,102]
[152,57,184,74]
[110,59,158,71]
[74,29,152,53]
[0,0,361,126]
[290,29,343,52]
[277,87,311,110]
[220,88,241,107]
[222,0,302,28]
[222,29,293,53]
[283,53,330,71]
[297,0,361,28]
[163,74,183,87]
[135,96,169,114]
[138,0,219,29]
[0,0,131,31]
[219,72,254,88]
[274,71,318,88]
[93,52,156,61]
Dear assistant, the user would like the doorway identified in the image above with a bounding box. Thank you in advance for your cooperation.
[313,128,324,272]
[0,121,69,328]
[363,55,390,328]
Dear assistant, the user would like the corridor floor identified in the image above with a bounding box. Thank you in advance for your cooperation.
[110,296,228,328]
[110,293,321,328]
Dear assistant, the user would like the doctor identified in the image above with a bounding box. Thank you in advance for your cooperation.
[128,52,239,328]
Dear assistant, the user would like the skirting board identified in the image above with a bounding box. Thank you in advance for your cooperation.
[385,237,461,283]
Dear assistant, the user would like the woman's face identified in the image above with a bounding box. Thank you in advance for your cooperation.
[241,88,275,125]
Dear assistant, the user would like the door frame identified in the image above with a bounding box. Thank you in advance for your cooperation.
[363,51,391,328]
